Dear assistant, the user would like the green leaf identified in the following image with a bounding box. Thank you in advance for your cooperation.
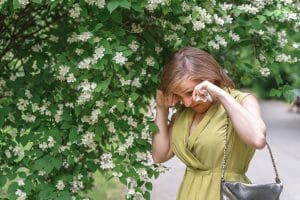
[148,123,158,133]
[32,0,42,4]
[119,0,131,9]
[111,10,123,24]
[132,2,144,13]
[116,101,125,113]
[13,0,20,10]
[0,114,4,129]
[107,1,119,13]
[69,128,78,143]
[145,182,152,190]
[131,93,139,101]
[95,78,111,93]
[270,89,282,97]
[0,176,7,187]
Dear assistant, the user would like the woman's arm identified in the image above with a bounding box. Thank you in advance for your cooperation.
[193,81,266,149]
[152,90,176,163]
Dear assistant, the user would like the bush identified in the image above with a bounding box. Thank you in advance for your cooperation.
[0,0,299,199]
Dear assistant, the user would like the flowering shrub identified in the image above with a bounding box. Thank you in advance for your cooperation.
[0,0,299,199]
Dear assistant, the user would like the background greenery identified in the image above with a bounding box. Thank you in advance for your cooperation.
[0,0,299,199]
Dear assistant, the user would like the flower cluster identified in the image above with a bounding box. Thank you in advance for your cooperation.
[100,153,115,170]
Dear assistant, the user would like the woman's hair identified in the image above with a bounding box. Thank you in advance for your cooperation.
[159,47,235,94]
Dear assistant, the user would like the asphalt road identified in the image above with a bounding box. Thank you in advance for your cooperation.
[151,100,300,200]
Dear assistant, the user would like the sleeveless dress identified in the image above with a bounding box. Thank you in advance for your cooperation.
[172,89,255,200]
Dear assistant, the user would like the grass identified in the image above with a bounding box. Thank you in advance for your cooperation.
[86,170,126,200]
[0,171,125,200]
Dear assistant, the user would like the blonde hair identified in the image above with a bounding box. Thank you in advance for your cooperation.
[159,47,234,94]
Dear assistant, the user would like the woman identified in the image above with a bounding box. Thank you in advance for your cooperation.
[152,47,266,199]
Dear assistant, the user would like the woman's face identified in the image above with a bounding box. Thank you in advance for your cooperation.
[173,79,212,113]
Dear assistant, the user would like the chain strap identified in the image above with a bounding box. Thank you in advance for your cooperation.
[220,115,282,183]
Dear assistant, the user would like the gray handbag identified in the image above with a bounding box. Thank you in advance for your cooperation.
[220,116,283,200]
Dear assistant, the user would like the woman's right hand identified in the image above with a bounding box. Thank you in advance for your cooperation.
[156,90,179,109]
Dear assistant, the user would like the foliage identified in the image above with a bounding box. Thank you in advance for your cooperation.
[0,0,299,199]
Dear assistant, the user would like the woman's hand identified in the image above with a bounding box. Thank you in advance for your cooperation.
[156,90,179,109]
[192,80,225,102]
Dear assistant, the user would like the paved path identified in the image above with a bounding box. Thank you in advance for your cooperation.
[151,100,300,200]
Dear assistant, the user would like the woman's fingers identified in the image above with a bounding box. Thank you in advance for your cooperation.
[156,90,178,108]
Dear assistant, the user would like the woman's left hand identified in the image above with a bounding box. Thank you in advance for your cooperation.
[192,80,225,102]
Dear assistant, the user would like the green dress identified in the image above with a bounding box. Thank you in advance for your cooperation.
[172,89,255,200]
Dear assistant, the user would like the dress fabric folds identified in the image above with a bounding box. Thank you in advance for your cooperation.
[172,89,255,200]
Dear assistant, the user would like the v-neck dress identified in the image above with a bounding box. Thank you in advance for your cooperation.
[172,89,255,200]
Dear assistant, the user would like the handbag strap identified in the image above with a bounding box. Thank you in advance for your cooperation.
[221,114,282,184]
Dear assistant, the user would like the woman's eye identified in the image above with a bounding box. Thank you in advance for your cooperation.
[185,91,193,96]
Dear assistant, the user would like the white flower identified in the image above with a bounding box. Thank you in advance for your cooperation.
[5,150,12,158]
[56,180,65,190]
[39,142,48,151]
[48,136,56,148]
[131,23,143,33]
[128,117,137,127]
[25,90,32,99]
[132,78,142,88]
[38,170,46,176]
[67,73,76,83]
[192,20,205,31]
[93,46,105,60]
[146,0,168,11]
[54,106,63,123]
[8,74,16,81]
[219,3,233,11]
[78,32,93,42]
[181,1,190,11]
[17,98,29,111]
[63,160,70,169]
[229,31,240,42]
[32,44,43,52]
[85,0,106,9]
[17,179,25,186]
[18,0,29,6]
[78,58,93,69]
[58,65,70,81]
[277,31,288,47]
[259,67,271,77]
[126,188,135,198]
[100,153,115,169]
[49,35,59,43]
[69,3,81,18]
[208,41,220,50]
[214,14,225,26]
[113,52,128,65]
[136,168,149,181]
[77,79,97,105]
[275,54,292,63]
[155,46,163,54]
[81,131,95,148]
[78,80,97,92]
[16,189,27,200]
[75,48,84,55]
[238,4,259,15]
[128,41,139,52]
[215,35,227,47]
[96,100,105,108]
[70,178,84,193]
[145,56,155,66]
[112,172,123,177]
[120,77,131,86]
[21,113,36,123]
[293,43,300,49]
[107,121,116,133]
